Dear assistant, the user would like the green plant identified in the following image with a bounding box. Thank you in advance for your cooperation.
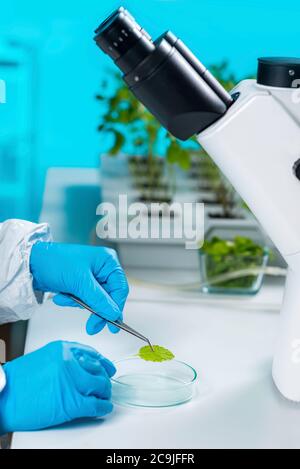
[128,156,173,203]
[96,71,193,201]
[201,236,267,288]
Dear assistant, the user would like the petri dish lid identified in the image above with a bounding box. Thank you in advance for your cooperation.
[112,357,197,407]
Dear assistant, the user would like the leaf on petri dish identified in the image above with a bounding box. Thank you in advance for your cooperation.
[138,345,175,362]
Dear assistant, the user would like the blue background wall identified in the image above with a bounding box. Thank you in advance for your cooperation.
[1,0,300,220]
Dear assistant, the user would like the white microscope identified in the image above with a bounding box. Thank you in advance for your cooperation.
[95,7,300,401]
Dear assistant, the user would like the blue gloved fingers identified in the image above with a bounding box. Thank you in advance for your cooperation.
[72,349,107,376]
[54,274,122,324]
[70,343,117,377]
[98,357,116,378]
[94,253,129,312]
[77,351,116,378]
[79,371,112,400]
[53,295,121,335]
[54,294,121,335]
[79,272,122,322]
[53,294,85,308]
[103,269,129,312]
[78,355,109,377]
[80,396,113,418]
[93,253,128,335]
[86,312,123,335]
[86,314,106,335]
[53,295,119,336]
[69,358,112,399]
[107,321,122,334]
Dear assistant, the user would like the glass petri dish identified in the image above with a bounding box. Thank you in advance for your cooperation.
[112,357,197,407]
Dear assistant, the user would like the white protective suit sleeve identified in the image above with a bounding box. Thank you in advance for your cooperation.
[0,219,52,325]
[0,366,5,393]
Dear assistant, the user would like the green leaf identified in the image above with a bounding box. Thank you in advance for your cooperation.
[137,345,175,362]
[109,129,125,155]
[166,140,191,170]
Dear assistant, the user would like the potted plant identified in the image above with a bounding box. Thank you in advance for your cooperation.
[199,235,269,295]
[95,71,201,269]
[96,71,192,208]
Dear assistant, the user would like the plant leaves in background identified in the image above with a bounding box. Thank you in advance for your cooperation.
[166,140,191,170]
[201,236,268,289]
[108,129,126,155]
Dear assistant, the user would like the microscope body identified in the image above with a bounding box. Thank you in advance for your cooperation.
[95,7,300,401]
[198,79,300,400]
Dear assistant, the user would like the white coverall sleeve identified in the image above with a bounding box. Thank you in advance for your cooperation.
[0,366,5,393]
[0,219,52,325]
[0,365,6,443]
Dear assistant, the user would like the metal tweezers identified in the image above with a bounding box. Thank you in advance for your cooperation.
[68,294,154,351]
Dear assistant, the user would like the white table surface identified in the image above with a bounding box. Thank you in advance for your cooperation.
[12,276,300,450]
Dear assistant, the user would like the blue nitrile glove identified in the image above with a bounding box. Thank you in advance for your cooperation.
[30,242,129,335]
[0,341,115,434]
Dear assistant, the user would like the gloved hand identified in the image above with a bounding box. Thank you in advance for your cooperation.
[30,242,129,335]
[0,341,115,434]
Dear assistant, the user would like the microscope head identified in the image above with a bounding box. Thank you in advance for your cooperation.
[94,7,233,140]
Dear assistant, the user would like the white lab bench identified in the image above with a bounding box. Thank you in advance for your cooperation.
[11,270,300,450]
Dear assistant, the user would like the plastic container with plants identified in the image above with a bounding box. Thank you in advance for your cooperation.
[199,236,269,295]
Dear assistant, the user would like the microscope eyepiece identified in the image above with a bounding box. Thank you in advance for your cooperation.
[94,7,155,73]
[94,7,233,140]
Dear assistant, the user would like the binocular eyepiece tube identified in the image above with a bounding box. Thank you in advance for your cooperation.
[94,7,233,140]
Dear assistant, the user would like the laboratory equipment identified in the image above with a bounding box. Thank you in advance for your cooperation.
[112,357,197,407]
[69,294,154,351]
[95,8,300,401]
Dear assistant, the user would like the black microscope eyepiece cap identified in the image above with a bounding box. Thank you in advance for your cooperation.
[257,57,300,88]
[94,7,154,73]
